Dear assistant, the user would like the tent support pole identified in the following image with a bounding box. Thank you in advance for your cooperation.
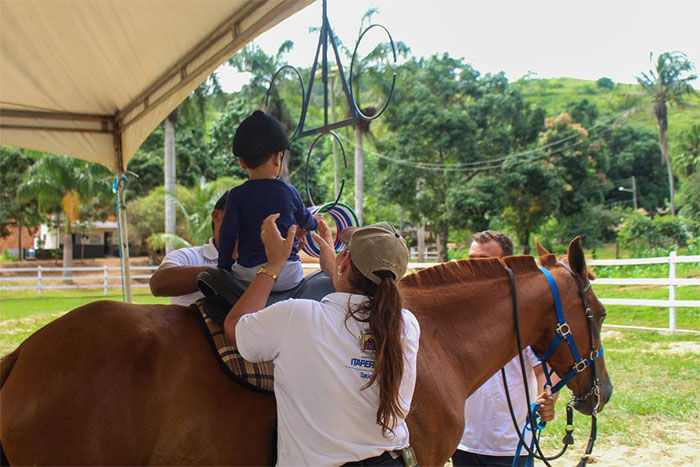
[113,121,133,302]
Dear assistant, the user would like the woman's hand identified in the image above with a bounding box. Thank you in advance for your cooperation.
[260,214,297,274]
[311,218,335,276]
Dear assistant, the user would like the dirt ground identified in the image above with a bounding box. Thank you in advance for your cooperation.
[560,439,699,465]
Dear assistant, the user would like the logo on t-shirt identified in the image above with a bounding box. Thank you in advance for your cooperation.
[361,331,375,353]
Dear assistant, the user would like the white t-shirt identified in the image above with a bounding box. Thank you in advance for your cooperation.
[236,292,421,466]
[458,348,539,456]
[157,238,218,306]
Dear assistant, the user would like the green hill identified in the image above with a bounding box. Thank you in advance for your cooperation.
[512,77,700,144]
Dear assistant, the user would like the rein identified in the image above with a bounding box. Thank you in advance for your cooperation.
[501,263,604,467]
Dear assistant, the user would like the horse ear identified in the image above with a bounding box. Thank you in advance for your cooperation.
[567,236,587,277]
[535,238,557,267]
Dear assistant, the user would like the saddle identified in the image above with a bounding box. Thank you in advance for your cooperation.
[192,268,335,394]
[196,267,335,325]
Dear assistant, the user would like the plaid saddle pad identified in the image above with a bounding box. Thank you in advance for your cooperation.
[193,299,274,394]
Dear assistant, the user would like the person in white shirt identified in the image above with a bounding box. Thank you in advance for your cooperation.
[452,231,557,467]
[224,215,420,466]
[149,191,227,306]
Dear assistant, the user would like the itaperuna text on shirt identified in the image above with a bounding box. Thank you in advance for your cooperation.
[346,357,376,380]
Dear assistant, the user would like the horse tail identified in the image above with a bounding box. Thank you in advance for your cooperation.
[0,346,20,390]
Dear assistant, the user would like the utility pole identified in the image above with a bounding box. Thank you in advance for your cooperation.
[618,176,638,210]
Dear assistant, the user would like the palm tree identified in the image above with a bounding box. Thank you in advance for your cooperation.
[17,155,111,275]
[147,177,242,252]
[163,76,223,254]
[229,41,296,181]
[637,51,697,216]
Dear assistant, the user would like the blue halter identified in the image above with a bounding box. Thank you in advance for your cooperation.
[507,262,605,467]
[535,265,604,394]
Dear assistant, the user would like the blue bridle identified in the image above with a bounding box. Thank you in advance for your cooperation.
[535,264,604,396]
[505,261,605,467]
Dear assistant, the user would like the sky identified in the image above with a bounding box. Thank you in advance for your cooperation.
[216,0,700,92]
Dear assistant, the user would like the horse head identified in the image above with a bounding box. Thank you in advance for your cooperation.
[529,237,613,416]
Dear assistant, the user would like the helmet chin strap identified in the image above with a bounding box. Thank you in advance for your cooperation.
[276,150,285,179]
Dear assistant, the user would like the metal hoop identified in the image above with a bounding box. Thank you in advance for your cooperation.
[265,65,306,142]
[302,201,359,258]
[349,23,397,121]
[304,131,347,208]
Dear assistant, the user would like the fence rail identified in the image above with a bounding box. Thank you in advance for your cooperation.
[589,251,698,333]
[2,253,698,333]
[0,265,158,296]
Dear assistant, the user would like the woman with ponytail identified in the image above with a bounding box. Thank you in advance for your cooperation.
[224,215,420,466]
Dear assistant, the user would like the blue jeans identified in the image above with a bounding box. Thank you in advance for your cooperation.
[452,450,528,467]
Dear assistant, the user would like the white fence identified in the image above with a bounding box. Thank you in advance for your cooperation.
[2,253,698,333]
[0,265,158,296]
[589,252,700,334]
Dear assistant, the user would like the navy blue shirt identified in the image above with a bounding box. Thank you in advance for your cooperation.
[217,179,318,270]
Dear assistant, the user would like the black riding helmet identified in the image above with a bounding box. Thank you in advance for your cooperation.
[232,110,290,168]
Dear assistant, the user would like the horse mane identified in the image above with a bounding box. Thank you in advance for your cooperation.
[401,258,509,289]
[401,256,547,290]
[502,255,541,274]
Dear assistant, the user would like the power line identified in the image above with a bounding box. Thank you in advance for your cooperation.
[335,101,646,172]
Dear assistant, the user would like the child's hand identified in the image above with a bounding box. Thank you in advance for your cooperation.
[311,219,336,276]
[295,227,308,251]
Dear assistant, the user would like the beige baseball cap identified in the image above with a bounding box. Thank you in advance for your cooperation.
[343,221,409,284]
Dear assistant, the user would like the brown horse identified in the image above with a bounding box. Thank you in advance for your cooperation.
[0,238,612,465]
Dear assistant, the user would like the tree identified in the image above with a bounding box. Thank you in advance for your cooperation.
[0,147,44,256]
[380,55,481,261]
[603,125,669,211]
[636,51,697,216]
[17,155,112,274]
[675,124,700,219]
[147,178,243,252]
[164,76,225,254]
[596,77,614,90]
[229,41,296,181]
[500,154,565,254]
[381,55,545,259]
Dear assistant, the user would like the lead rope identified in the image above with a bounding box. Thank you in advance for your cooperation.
[502,266,597,466]
[503,267,553,466]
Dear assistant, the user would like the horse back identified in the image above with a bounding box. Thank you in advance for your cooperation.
[0,300,276,465]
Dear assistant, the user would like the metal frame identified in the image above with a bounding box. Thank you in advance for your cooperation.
[265,0,396,209]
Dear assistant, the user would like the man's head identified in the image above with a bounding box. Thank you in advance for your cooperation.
[232,110,289,169]
[211,191,228,247]
[469,230,513,259]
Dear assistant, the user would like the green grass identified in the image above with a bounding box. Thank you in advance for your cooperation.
[0,290,169,354]
[0,289,169,318]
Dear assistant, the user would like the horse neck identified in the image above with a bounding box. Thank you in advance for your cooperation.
[403,266,552,401]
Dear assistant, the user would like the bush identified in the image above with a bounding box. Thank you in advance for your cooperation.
[618,213,698,252]
[1,249,18,262]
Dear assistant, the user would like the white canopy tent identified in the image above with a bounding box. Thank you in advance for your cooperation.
[0,0,314,300]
